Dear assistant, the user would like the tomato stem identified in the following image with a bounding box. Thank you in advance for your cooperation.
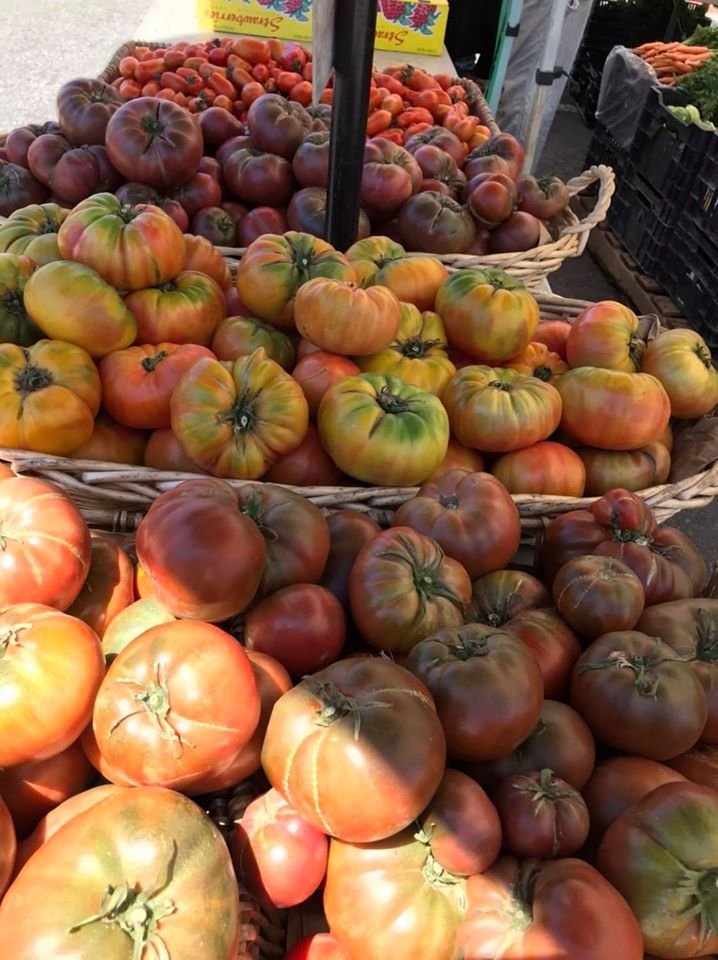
[109,662,188,749]
[141,351,169,374]
[578,646,670,697]
[14,358,53,396]
[375,386,412,414]
[305,677,391,740]
[398,336,443,359]
[220,386,258,436]
[0,623,30,658]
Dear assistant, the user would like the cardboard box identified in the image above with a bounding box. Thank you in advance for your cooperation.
[196,0,449,56]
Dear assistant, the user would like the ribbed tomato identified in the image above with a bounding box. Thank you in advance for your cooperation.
[492,440,586,496]
[374,255,449,311]
[553,555,646,638]
[182,232,232,289]
[642,328,718,419]
[0,252,42,345]
[0,201,69,266]
[566,300,645,372]
[125,270,226,346]
[345,235,406,287]
[579,442,671,496]
[532,319,571,359]
[319,510,381,608]
[295,278,401,356]
[503,341,568,383]
[68,412,147,465]
[212,315,296,369]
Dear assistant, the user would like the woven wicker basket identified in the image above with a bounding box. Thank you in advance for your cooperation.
[2,292,715,539]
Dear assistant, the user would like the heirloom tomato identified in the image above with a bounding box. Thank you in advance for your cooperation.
[492,768,590,858]
[457,857,644,960]
[570,631,707,761]
[468,569,551,626]
[598,781,718,959]
[143,428,205,473]
[100,342,214,429]
[223,147,295,207]
[248,93,312,159]
[57,77,123,146]
[393,469,521,579]
[0,475,91,609]
[504,341,568,384]
[0,252,42,345]
[182,232,232,289]
[492,441,586,496]
[57,192,185,291]
[0,161,48,216]
[443,366,562,453]
[262,658,446,842]
[638,598,718,743]
[406,623,544,762]
[101,597,176,664]
[557,367,671,450]
[125,269,226,346]
[67,532,135,638]
[361,138,421,217]
[375,254,449,311]
[642,328,718,419]
[0,339,101,454]
[399,192,477,255]
[319,510,382,607]
[349,527,470,653]
[540,488,706,604]
[579,442,671,495]
[471,132,525,178]
[357,303,456,396]
[106,96,204,189]
[232,788,328,909]
[293,130,331,187]
[23,260,136,358]
[532,319,572,359]
[69,412,147,465]
[0,201,68,265]
[553,555,645,637]
[318,373,449,486]
[236,231,354,329]
[92,619,260,791]
[436,269,538,363]
[135,478,266,621]
[0,603,103,767]
[295,277,401,356]
[264,423,344,486]
[516,173,569,218]
[325,824,467,960]
[503,608,582,700]
[212,315,296,369]
[667,743,718,789]
[345,235,406,287]
[566,300,645,372]
[292,351,361,415]
[171,349,308,479]
[0,741,93,839]
[0,787,240,960]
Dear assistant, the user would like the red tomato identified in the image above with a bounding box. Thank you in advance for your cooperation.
[143,428,206,474]
[458,857,643,959]
[503,608,582,700]
[0,476,91,611]
[283,934,351,960]
[0,741,93,839]
[0,604,104,767]
[66,532,135,638]
[533,319,572,359]
[262,658,446,843]
[135,478,267,621]
[0,795,15,899]
[245,584,346,677]
[467,569,551,626]
[666,742,718,789]
[492,441,586,497]
[320,511,381,608]
[232,788,328,908]
[292,351,361,416]
[406,623,544,762]
[553,555,646,638]
[92,619,260,792]
[492,768,590,858]
[264,423,344,487]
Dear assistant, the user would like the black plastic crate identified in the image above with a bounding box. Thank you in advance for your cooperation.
[685,134,718,244]
[585,122,629,176]
[630,85,712,199]
[569,48,603,127]
[608,166,675,279]
[656,222,718,352]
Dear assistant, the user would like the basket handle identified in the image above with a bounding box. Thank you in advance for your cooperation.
[558,164,616,255]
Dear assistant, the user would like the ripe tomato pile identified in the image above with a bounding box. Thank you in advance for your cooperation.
[0,456,717,959]
[0,36,571,255]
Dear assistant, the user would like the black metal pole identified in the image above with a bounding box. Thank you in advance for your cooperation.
[664,0,682,41]
[326,0,378,250]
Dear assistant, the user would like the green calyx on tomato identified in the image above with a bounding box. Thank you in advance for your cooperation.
[398,336,443,359]
[220,385,259,435]
[696,609,718,662]
[14,358,53,396]
[480,268,525,293]
[375,385,413,414]
[512,767,578,810]
[0,623,29,657]
[413,825,465,896]
[380,534,464,612]
[433,628,501,662]
[69,874,176,960]
[141,351,169,373]
[304,677,391,739]
[579,647,666,697]
[109,661,185,747]
[0,288,25,321]
[531,365,553,382]
[240,490,278,542]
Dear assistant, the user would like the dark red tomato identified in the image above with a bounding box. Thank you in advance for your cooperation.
[420,769,501,876]
[464,151,511,181]
[247,93,312,159]
[666,742,718,790]
[0,795,15,899]
[135,478,267,621]
[224,147,295,207]
[169,170,222,216]
[349,526,472,654]
[191,206,237,246]
[92,619,260,792]
[0,161,48,215]
[199,105,244,148]
[66,532,135,638]
[237,484,330,598]
[283,934,351,960]
[582,755,687,841]
[393,470,521,580]
[399,191,476,255]
[405,125,466,168]
[197,155,224,184]
[320,511,381,608]
[288,186,370,241]
[553,555,646,638]
[492,768,590,859]
[232,788,328,909]
[245,583,346,677]
[458,857,644,960]
[406,623,544,762]
[598,782,718,959]
[220,199,248,227]
[465,700,596,792]
[143,428,206,473]
[57,78,123,146]
[541,488,707,606]
[468,179,515,226]
[361,137,421,218]
[0,741,93,839]
[503,608,582,700]
[264,423,344,487]
[293,131,331,188]
[471,133,525,178]
[238,206,290,246]
[105,96,203,190]
[262,658,446,843]
[516,174,570,219]
[489,210,542,253]
[467,569,551,627]
[638,599,718,744]
[570,631,707,761]
[215,133,252,165]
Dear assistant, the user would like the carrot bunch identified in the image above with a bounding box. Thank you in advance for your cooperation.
[633,41,713,85]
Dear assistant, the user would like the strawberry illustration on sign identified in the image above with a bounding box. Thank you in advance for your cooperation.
[378,1,441,33]
[409,3,440,33]
[379,0,411,21]
[282,0,311,18]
